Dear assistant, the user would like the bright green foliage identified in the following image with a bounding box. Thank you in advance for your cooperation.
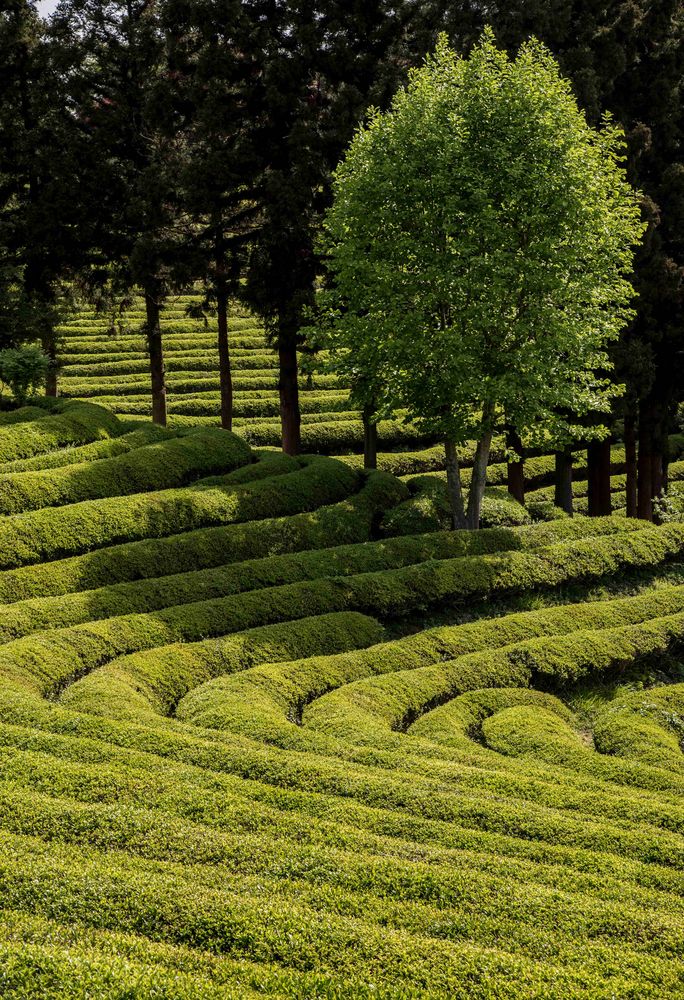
[319,31,644,527]
[0,346,49,404]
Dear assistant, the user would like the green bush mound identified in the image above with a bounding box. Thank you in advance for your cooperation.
[0,405,49,426]
[0,428,254,515]
[0,423,173,473]
[410,685,684,788]
[0,511,638,640]
[591,683,684,771]
[240,417,437,453]
[64,349,273,378]
[0,469,403,602]
[0,402,122,464]
[0,454,359,570]
[381,475,531,535]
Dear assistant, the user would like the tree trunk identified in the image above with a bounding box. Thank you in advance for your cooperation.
[554,448,574,515]
[506,427,525,504]
[624,411,637,519]
[278,331,301,456]
[42,334,58,397]
[587,438,612,516]
[444,440,467,530]
[215,236,233,432]
[466,428,494,530]
[363,402,377,469]
[144,288,167,426]
[651,452,664,501]
[637,411,653,521]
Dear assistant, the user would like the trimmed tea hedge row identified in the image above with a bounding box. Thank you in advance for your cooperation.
[187,583,684,755]
[381,477,532,536]
[0,428,254,515]
[0,423,173,474]
[1,522,681,702]
[0,402,122,464]
[240,418,437,454]
[0,455,360,570]
[0,468,404,602]
[0,405,49,426]
[62,611,384,721]
[0,512,641,640]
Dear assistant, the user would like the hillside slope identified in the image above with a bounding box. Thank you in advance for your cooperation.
[0,399,682,997]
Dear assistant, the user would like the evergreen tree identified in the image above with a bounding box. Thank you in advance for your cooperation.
[162,0,259,431]
[52,0,192,425]
[237,0,411,454]
[0,0,85,392]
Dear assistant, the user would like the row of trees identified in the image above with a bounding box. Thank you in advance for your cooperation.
[0,1,682,516]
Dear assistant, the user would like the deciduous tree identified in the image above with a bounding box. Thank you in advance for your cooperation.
[319,33,643,529]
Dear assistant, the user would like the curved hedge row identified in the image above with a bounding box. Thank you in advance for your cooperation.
[0,512,640,641]
[0,468,404,602]
[0,455,361,569]
[381,478,531,536]
[62,611,384,721]
[270,587,684,746]
[241,417,437,454]
[0,402,122,464]
[0,429,254,515]
[0,423,173,474]
[1,523,681,703]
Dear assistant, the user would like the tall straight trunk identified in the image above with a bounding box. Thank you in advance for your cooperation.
[663,434,671,494]
[444,440,467,530]
[506,427,525,504]
[587,438,612,516]
[651,452,664,500]
[637,410,653,521]
[278,331,301,456]
[554,448,574,515]
[466,428,494,530]
[41,334,58,397]
[144,288,167,426]
[215,235,233,431]
[624,411,637,519]
[363,402,378,469]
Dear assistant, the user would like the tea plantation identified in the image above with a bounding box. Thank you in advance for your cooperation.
[0,297,682,998]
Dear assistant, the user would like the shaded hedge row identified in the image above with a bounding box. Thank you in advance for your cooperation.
[0,402,122,464]
[0,468,404,602]
[0,455,360,569]
[0,512,641,641]
[1,522,680,702]
[0,429,254,515]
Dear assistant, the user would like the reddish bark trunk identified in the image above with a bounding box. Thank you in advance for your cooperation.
[587,438,612,516]
[363,402,378,469]
[637,414,653,521]
[624,412,637,519]
[145,288,167,426]
[506,427,525,504]
[42,335,58,397]
[444,439,467,530]
[278,334,301,455]
[215,239,233,432]
[554,449,574,516]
